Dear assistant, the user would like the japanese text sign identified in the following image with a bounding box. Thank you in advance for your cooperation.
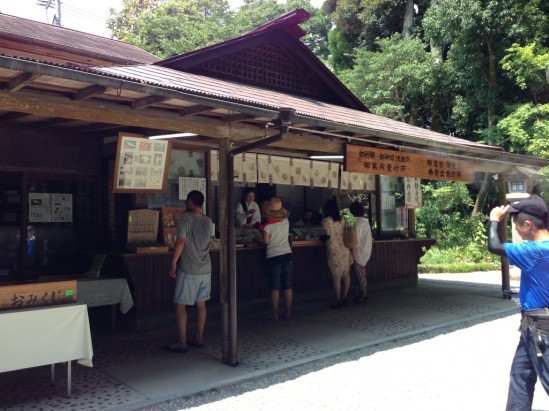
[404,177,423,208]
[345,145,474,182]
[0,280,77,311]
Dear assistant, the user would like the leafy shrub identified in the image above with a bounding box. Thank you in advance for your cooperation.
[416,181,500,272]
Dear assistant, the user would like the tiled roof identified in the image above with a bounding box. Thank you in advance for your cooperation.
[92,64,496,151]
[0,13,159,65]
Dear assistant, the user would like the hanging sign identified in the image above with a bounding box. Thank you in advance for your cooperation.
[345,145,474,182]
[113,132,172,193]
[404,177,422,208]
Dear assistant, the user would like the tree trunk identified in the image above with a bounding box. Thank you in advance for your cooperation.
[402,0,414,38]
[428,0,444,132]
[472,172,492,215]
[408,102,419,125]
[486,36,497,140]
[473,38,498,215]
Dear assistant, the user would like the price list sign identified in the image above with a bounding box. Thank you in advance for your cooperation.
[345,145,474,182]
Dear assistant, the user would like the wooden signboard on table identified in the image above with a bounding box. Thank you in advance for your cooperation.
[345,145,475,182]
[0,280,77,311]
[112,132,172,193]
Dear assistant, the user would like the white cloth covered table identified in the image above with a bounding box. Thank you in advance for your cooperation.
[77,278,134,314]
[0,303,93,396]
[0,303,93,372]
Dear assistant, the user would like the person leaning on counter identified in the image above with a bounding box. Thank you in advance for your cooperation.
[236,187,261,227]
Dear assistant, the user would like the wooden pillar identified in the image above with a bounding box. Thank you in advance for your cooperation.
[498,172,511,293]
[375,175,382,238]
[218,139,230,362]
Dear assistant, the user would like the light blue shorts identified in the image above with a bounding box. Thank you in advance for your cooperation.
[173,271,211,305]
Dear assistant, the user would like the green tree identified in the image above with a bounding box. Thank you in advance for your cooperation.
[108,0,329,59]
[339,35,436,124]
[497,104,549,158]
[130,0,234,57]
[108,0,162,41]
[496,41,549,160]
[501,42,549,104]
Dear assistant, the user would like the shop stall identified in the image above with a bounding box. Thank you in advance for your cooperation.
[0,9,547,368]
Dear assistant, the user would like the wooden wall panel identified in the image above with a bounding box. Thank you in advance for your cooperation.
[113,239,435,315]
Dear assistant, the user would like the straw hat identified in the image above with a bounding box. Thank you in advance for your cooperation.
[261,197,289,219]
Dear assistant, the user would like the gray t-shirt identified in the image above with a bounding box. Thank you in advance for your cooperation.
[176,212,213,275]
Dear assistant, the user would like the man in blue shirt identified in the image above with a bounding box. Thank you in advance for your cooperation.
[488,195,549,410]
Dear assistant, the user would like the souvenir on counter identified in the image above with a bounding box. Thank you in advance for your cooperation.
[291,226,327,241]
[235,228,263,246]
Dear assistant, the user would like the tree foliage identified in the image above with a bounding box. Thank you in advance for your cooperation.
[108,0,329,59]
[339,35,441,124]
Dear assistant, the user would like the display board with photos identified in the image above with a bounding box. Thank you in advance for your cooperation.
[113,133,172,193]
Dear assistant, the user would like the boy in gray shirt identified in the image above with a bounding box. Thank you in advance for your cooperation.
[164,190,213,353]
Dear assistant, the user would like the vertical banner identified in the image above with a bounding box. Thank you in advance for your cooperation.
[404,177,423,208]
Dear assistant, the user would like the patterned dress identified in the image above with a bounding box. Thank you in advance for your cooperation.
[322,217,352,279]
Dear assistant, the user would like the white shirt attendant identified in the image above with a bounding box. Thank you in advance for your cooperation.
[236,201,260,226]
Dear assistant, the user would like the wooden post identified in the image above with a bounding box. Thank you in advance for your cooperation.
[375,175,382,238]
[218,139,230,363]
[498,172,510,294]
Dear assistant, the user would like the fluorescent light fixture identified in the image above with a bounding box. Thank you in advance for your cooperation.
[148,132,197,140]
[309,155,344,159]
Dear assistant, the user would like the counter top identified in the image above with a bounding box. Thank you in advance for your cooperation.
[116,237,435,256]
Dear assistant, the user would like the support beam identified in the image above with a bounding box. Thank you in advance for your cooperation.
[0,112,31,121]
[33,117,82,129]
[218,138,230,365]
[0,89,265,140]
[6,72,42,92]
[131,95,167,110]
[221,113,257,123]
[498,172,511,296]
[180,105,213,117]
[71,85,106,100]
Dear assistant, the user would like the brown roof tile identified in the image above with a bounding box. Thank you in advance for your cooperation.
[0,13,159,65]
[92,64,495,151]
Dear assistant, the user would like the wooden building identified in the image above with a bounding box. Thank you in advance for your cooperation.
[0,10,547,364]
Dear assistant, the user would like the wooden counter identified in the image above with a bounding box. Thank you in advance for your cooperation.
[102,238,435,315]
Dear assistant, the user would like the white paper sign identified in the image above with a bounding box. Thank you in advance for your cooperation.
[404,177,422,208]
[52,194,73,223]
[179,177,207,210]
[397,206,409,228]
[29,193,52,223]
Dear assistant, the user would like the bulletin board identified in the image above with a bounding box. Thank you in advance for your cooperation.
[112,132,172,193]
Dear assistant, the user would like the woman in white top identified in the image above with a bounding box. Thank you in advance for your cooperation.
[261,197,293,320]
[350,201,373,304]
[236,188,260,227]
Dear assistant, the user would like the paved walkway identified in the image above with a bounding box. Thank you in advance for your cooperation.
[0,272,527,410]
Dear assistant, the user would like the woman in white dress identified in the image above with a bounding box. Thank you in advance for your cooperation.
[236,187,260,227]
[350,201,373,304]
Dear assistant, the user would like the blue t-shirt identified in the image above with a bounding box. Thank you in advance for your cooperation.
[504,240,549,310]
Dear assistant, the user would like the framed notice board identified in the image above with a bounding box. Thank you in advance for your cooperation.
[113,132,172,193]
